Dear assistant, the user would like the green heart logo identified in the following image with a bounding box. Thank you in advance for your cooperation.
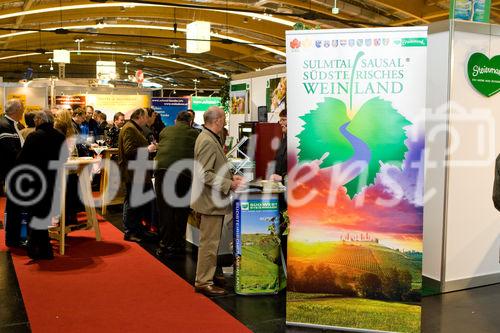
[467,52,500,97]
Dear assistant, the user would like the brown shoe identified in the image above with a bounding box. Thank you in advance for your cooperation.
[195,284,227,297]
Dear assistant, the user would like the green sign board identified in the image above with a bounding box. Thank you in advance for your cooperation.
[467,52,500,97]
[191,96,221,112]
[450,0,491,23]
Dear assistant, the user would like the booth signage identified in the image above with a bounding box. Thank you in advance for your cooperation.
[467,52,500,97]
[151,97,189,126]
[96,61,116,85]
[191,96,221,112]
[191,96,221,125]
[230,84,248,114]
[86,94,150,120]
[450,0,491,22]
[286,27,427,332]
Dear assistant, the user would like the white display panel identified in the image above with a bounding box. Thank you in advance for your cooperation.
[423,30,451,281]
[445,28,500,283]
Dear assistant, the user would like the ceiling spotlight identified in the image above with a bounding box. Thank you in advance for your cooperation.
[74,38,84,55]
[96,20,106,28]
[332,0,340,14]
[123,61,130,74]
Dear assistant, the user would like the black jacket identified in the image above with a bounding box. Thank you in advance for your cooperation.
[0,115,22,181]
[274,135,287,178]
[16,122,68,218]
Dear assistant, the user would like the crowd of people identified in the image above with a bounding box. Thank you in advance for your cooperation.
[1,99,287,297]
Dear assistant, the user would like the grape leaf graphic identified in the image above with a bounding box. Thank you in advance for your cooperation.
[344,97,412,197]
[296,97,411,199]
[297,97,353,167]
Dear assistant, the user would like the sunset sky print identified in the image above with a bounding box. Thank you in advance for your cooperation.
[287,136,424,252]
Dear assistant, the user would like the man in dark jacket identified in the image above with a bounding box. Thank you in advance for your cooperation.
[105,112,125,148]
[1,99,25,247]
[154,111,199,257]
[80,105,99,140]
[118,108,158,242]
[270,109,287,182]
[16,111,68,259]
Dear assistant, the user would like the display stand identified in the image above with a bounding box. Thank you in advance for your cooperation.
[233,188,284,295]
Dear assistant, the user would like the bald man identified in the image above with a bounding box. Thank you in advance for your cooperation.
[191,106,244,296]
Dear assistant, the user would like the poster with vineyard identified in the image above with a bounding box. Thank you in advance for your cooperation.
[285,27,427,332]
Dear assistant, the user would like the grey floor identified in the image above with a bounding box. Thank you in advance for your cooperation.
[2,208,500,332]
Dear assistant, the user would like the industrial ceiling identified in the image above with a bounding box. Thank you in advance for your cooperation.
[0,0,498,91]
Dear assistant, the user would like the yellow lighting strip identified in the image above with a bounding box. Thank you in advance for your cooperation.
[0,2,295,26]
[0,52,43,60]
[0,49,228,78]
[0,23,286,57]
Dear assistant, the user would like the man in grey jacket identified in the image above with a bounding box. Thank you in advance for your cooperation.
[191,106,244,296]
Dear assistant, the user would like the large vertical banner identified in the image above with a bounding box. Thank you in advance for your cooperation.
[286,27,427,332]
[151,97,189,126]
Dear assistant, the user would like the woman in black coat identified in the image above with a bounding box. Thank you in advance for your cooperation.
[15,112,68,259]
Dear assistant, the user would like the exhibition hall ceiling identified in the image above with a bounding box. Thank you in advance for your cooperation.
[0,0,498,90]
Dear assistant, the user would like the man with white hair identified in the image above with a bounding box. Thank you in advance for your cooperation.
[1,99,25,247]
[191,106,244,296]
[0,99,24,183]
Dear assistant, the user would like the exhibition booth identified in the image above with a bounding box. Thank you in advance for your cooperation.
[0,12,498,333]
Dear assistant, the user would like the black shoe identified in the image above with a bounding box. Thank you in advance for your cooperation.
[213,275,226,287]
[155,246,181,258]
[141,231,158,242]
[124,233,143,243]
[28,252,54,260]
[6,240,27,249]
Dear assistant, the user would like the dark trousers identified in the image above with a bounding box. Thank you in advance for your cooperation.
[123,180,156,236]
[27,227,52,259]
[155,169,192,249]
[4,197,22,246]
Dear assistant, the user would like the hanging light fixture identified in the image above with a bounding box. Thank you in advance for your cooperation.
[74,37,84,55]
[123,61,130,74]
[186,21,210,54]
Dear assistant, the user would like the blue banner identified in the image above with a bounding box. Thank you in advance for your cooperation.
[151,97,189,126]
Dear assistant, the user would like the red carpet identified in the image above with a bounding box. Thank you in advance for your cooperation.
[0,200,251,333]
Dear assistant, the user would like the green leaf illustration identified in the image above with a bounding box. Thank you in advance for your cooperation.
[345,97,412,197]
[297,97,353,168]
